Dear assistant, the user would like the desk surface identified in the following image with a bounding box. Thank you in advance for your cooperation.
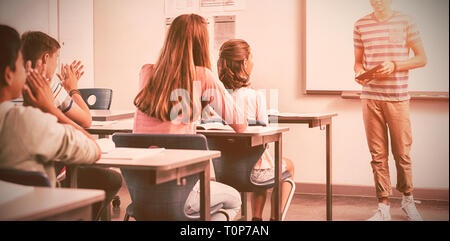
[269,113,338,127]
[0,186,104,221]
[86,113,335,135]
[269,112,337,121]
[92,149,221,170]
[90,110,135,121]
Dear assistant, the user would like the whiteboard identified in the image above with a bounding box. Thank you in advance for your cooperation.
[306,0,449,92]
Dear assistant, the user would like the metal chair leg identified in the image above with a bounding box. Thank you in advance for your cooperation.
[281,179,296,221]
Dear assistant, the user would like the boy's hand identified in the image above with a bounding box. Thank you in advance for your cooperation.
[22,61,56,113]
[57,60,84,91]
[71,60,85,81]
[354,68,371,86]
[373,61,395,79]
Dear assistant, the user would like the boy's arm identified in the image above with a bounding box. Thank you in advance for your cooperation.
[394,41,427,72]
[57,61,92,128]
[23,69,101,160]
[374,41,427,77]
[354,47,371,86]
[63,100,92,128]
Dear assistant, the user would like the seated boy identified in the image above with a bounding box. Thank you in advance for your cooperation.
[0,25,120,220]
[20,31,91,128]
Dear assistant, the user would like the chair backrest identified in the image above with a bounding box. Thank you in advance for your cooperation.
[0,169,50,187]
[112,133,209,221]
[78,88,113,110]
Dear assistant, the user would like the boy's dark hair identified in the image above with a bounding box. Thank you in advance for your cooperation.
[0,25,21,83]
[21,31,60,68]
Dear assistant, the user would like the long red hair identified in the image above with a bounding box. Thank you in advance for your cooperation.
[134,14,211,121]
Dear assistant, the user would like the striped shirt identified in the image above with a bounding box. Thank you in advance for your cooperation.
[354,11,422,101]
[50,77,73,112]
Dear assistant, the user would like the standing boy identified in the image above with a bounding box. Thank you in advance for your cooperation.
[353,0,427,221]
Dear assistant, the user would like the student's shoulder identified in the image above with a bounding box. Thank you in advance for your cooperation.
[195,66,214,78]
[392,11,415,23]
[141,64,154,72]
[355,13,374,25]
[10,105,57,125]
[139,64,156,86]
[195,66,220,87]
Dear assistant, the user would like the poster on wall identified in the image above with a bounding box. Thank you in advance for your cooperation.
[199,0,246,12]
[164,0,199,17]
[164,0,245,17]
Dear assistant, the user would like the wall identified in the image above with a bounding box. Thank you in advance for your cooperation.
[0,0,94,88]
[93,0,449,191]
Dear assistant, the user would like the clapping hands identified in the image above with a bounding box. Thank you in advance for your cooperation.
[57,60,84,91]
[22,60,56,113]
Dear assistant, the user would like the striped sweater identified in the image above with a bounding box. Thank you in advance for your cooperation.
[354,11,422,101]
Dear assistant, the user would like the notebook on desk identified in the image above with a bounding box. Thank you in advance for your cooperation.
[196,122,233,130]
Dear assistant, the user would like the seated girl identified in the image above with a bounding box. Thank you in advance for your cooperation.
[217,39,296,221]
[133,14,248,221]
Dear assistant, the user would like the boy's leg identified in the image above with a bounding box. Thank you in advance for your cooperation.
[362,99,392,201]
[76,167,123,220]
[384,100,422,220]
[383,100,413,195]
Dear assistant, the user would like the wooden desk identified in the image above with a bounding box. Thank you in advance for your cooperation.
[269,112,337,221]
[90,110,134,121]
[0,186,104,221]
[198,126,289,221]
[69,149,220,221]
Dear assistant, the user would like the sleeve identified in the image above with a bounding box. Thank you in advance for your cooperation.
[256,90,268,125]
[406,16,422,46]
[353,22,363,49]
[19,107,98,165]
[201,68,246,125]
[51,78,73,113]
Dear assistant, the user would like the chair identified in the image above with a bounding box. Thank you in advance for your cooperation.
[206,136,295,221]
[0,169,50,187]
[112,133,225,221]
[78,88,113,110]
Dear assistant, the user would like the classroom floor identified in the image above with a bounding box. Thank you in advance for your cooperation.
[110,181,449,221]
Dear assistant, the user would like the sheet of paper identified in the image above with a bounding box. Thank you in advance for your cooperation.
[91,121,118,126]
[0,180,34,205]
[214,15,235,50]
[197,122,234,130]
[101,148,165,160]
[96,138,116,153]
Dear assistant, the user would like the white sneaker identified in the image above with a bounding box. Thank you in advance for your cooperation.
[367,203,391,221]
[401,195,423,221]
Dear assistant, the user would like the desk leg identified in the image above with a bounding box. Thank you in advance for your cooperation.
[274,135,282,221]
[200,162,211,221]
[69,166,78,188]
[326,124,332,221]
